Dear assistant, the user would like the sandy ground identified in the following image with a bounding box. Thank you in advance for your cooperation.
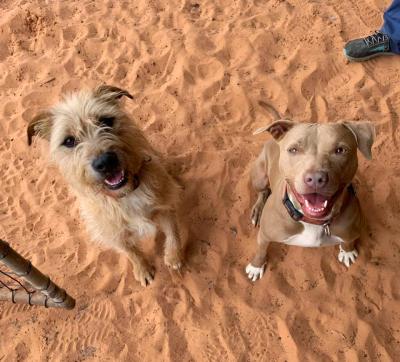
[0,0,399,361]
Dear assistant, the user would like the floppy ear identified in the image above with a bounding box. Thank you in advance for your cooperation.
[342,121,375,160]
[253,120,297,141]
[94,85,133,101]
[27,112,52,146]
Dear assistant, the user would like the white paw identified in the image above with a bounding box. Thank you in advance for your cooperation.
[338,245,358,268]
[245,263,266,282]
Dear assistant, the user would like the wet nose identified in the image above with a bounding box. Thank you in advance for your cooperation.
[304,171,329,189]
[92,151,119,174]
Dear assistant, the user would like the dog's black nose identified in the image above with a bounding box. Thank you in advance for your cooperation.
[92,152,120,174]
[304,171,329,189]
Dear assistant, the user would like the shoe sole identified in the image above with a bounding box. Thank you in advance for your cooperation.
[343,49,395,62]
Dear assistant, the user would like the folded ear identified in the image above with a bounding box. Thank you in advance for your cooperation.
[253,120,297,141]
[27,112,52,146]
[94,85,133,102]
[342,121,375,160]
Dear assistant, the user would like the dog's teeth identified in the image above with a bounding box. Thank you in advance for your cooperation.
[305,200,329,214]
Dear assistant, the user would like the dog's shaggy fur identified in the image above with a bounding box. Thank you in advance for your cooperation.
[28,85,183,286]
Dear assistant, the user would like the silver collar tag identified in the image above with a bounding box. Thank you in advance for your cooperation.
[323,222,331,237]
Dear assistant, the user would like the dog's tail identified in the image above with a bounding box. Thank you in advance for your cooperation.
[253,101,283,135]
[258,100,281,121]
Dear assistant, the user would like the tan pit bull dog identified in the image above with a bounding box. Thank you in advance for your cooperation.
[246,119,375,281]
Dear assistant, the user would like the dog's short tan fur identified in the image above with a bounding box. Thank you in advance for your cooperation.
[28,85,183,286]
[246,120,375,281]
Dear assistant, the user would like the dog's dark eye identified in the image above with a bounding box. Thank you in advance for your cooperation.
[99,116,115,128]
[288,147,298,154]
[62,136,77,148]
[335,147,347,155]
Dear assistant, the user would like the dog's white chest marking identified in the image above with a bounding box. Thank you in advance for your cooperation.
[284,222,343,247]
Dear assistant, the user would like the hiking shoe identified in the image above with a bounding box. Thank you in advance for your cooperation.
[343,31,393,62]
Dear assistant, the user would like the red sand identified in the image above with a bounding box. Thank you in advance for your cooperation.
[0,0,399,360]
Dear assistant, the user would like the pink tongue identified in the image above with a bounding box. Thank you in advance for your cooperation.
[304,194,327,208]
[105,170,123,185]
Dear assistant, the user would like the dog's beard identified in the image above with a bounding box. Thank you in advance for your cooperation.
[61,162,134,199]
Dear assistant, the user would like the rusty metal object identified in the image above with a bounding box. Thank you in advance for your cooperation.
[0,239,75,309]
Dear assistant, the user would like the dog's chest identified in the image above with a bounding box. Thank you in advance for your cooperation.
[284,222,343,247]
[123,192,159,237]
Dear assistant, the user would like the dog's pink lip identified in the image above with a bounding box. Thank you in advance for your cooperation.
[104,169,128,190]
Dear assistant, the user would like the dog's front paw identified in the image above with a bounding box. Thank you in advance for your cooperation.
[245,263,266,282]
[164,252,183,270]
[338,245,358,268]
[134,265,155,287]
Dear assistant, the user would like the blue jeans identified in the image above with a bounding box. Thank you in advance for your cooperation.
[381,0,400,53]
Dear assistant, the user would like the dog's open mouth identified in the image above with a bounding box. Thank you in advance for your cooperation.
[296,193,332,219]
[289,185,343,220]
[103,169,128,190]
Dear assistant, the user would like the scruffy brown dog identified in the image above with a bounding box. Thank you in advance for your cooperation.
[27,85,183,286]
